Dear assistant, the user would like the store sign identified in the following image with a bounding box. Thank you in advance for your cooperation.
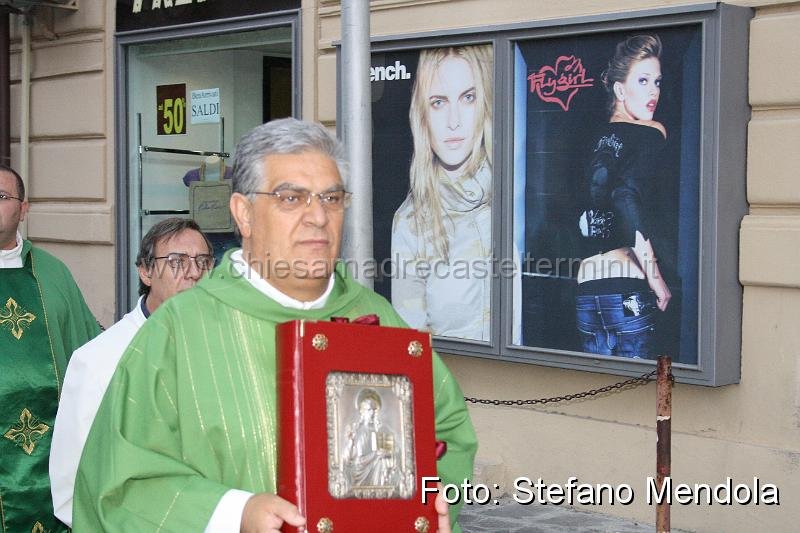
[156,83,187,135]
[116,0,301,32]
[191,88,220,124]
[133,0,205,13]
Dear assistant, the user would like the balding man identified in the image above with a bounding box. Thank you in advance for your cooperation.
[0,164,99,533]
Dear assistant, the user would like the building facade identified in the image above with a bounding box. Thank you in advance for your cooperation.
[6,0,799,531]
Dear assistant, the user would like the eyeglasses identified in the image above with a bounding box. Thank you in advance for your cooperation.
[251,188,352,212]
[153,253,215,271]
[0,193,23,202]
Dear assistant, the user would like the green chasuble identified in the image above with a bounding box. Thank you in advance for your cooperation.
[74,251,477,532]
[1,241,100,532]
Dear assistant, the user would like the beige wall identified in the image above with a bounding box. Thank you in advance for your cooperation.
[7,0,798,531]
[312,1,797,532]
[9,0,115,325]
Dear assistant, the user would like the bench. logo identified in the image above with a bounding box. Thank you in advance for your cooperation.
[527,55,594,111]
[371,61,411,82]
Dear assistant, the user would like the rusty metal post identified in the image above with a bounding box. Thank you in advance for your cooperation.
[656,355,672,533]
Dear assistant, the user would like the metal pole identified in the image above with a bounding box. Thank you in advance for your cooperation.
[656,355,672,533]
[340,0,373,288]
[19,11,30,238]
[0,8,10,166]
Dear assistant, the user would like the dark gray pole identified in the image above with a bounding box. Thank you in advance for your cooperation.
[340,0,373,288]
[0,9,10,166]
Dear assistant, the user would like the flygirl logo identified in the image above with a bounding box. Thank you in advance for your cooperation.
[527,55,595,111]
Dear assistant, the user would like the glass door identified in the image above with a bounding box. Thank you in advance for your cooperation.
[125,26,293,307]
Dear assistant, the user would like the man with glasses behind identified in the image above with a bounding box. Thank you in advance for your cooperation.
[73,118,476,533]
[50,217,214,528]
[0,164,100,533]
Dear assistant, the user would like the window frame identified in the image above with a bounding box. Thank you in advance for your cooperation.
[350,3,750,386]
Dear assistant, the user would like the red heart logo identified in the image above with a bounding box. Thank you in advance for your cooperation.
[528,55,595,112]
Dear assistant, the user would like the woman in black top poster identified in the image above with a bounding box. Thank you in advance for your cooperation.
[575,34,672,359]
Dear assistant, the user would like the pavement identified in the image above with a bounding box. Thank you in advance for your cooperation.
[460,496,691,532]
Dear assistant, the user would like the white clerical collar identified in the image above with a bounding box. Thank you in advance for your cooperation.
[230,249,334,310]
[0,231,24,269]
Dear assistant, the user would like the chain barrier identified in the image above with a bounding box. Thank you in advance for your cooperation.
[464,368,659,406]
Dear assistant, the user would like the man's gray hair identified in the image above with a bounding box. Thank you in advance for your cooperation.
[231,118,349,198]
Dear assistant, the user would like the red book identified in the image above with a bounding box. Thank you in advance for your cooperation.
[276,319,439,533]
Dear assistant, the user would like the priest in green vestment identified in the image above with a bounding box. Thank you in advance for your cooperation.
[73,119,477,532]
[0,164,100,532]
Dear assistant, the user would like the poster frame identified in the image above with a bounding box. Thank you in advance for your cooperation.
[365,35,503,357]
[340,3,751,385]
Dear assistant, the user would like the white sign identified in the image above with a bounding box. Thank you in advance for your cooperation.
[190,88,220,124]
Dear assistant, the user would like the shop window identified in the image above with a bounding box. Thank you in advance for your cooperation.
[119,21,298,310]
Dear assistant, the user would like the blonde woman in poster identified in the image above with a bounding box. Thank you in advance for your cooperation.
[391,45,493,341]
[575,34,671,358]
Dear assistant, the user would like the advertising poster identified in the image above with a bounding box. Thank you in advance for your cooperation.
[512,25,701,364]
[371,44,494,343]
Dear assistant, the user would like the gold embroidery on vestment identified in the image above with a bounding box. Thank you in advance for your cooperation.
[31,521,45,533]
[3,408,50,455]
[0,297,36,340]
